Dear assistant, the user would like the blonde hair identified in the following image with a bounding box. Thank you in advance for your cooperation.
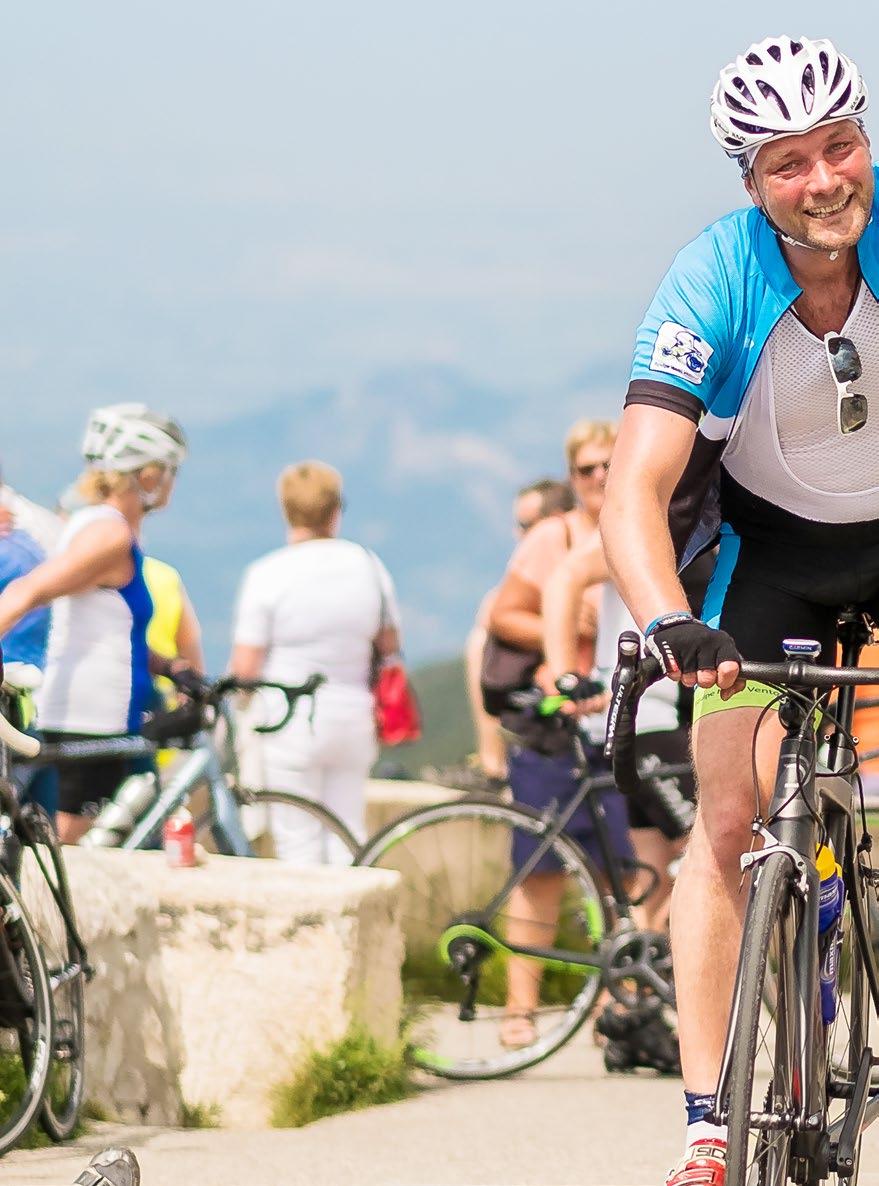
[564,419,617,469]
[277,461,343,532]
[77,469,134,504]
[76,461,167,505]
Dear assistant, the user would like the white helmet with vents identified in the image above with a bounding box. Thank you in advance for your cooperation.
[710,36,868,161]
[82,403,187,473]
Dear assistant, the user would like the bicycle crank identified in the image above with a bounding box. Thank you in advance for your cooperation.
[604,929,675,1009]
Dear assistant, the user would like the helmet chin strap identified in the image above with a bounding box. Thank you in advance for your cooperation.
[747,168,847,260]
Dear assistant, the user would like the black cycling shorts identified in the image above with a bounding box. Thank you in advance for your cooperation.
[705,473,879,664]
[629,728,695,831]
[44,731,134,817]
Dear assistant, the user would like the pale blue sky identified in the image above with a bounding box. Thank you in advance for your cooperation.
[3,4,879,664]
[3,1,878,451]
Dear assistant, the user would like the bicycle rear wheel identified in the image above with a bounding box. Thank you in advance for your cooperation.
[18,806,86,1141]
[356,795,613,1079]
[0,868,52,1154]
[724,853,800,1186]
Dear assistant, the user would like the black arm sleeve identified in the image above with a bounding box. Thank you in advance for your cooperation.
[625,379,702,426]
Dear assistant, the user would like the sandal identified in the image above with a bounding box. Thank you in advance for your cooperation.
[499,1010,538,1049]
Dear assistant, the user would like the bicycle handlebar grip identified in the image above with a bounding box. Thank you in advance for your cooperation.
[0,710,40,758]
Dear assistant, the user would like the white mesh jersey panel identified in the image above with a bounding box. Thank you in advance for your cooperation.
[723,283,879,522]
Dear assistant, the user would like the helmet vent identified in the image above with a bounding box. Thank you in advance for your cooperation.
[790,41,803,55]
[732,75,757,105]
[746,52,763,66]
[767,44,782,62]
[819,50,830,82]
[801,64,815,112]
[827,82,853,115]
[756,79,791,120]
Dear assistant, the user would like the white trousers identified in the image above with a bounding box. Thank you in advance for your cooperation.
[257,703,377,866]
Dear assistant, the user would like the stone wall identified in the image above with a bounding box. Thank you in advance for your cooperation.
[37,848,402,1129]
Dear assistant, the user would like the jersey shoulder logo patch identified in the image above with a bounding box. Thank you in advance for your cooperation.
[649,321,714,385]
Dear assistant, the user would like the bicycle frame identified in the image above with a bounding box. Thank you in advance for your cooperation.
[122,699,251,855]
[714,612,879,1168]
[442,733,687,999]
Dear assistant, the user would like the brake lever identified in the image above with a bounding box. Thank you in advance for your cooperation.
[603,631,642,758]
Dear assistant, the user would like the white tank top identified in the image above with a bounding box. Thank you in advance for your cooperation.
[37,506,154,736]
[723,282,879,522]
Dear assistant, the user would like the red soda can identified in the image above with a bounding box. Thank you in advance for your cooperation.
[163,809,196,867]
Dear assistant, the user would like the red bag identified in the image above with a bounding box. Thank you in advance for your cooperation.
[373,661,422,746]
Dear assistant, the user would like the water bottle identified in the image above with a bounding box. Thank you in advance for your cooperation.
[80,773,159,848]
[817,844,844,1024]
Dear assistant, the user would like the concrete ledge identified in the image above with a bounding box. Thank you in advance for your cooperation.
[48,848,402,1129]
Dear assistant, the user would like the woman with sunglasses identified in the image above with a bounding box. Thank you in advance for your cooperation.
[488,418,634,1050]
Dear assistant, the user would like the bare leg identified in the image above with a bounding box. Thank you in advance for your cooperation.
[502,871,566,1040]
[672,705,783,1091]
[631,827,685,932]
[57,812,92,844]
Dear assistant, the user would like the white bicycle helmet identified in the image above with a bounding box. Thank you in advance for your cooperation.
[82,403,187,472]
[710,36,868,162]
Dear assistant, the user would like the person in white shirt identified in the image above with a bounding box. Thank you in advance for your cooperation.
[229,460,402,864]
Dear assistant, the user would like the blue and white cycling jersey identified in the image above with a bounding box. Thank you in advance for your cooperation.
[0,529,49,668]
[626,164,879,566]
[36,506,154,736]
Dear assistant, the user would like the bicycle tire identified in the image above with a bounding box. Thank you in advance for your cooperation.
[356,794,614,1079]
[725,852,800,1186]
[0,867,53,1155]
[241,789,360,863]
[818,829,875,1186]
[18,806,86,1141]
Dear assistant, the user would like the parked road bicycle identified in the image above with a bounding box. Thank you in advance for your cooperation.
[30,673,360,862]
[607,607,879,1186]
[0,663,89,1153]
[356,696,691,1079]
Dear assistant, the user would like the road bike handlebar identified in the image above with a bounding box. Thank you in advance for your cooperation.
[605,631,879,800]
[0,706,40,759]
[171,671,327,735]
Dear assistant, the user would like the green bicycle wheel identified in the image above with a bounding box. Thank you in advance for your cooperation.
[357,794,613,1079]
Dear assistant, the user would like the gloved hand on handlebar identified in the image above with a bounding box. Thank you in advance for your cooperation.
[644,612,742,690]
[165,663,211,700]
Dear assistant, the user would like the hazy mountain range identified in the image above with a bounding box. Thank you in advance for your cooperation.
[7,360,624,671]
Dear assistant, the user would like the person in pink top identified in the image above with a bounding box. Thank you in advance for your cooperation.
[489,419,633,1049]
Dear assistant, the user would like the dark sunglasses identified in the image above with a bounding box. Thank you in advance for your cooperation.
[824,333,868,435]
[572,460,611,479]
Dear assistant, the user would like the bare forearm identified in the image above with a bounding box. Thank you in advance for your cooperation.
[600,486,690,632]
[490,608,542,650]
[0,576,44,639]
[543,570,582,678]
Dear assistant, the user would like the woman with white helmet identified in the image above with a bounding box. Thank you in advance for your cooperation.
[0,403,188,842]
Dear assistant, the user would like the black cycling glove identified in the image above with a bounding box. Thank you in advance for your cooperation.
[168,665,211,700]
[645,614,741,677]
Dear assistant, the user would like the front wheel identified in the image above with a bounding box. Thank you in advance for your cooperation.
[0,868,53,1154]
[724,853,800,1186]
[18,806,87,1141]
[356,795,613,1079]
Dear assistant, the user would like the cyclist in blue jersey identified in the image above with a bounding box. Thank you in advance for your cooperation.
[0,404,190,843]
[0,490,58,816]
[600,36,876,1186]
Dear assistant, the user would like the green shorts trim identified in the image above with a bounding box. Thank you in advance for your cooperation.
[692,681,784,723]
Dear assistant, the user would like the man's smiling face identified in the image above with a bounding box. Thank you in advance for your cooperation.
[745,119,874,252]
